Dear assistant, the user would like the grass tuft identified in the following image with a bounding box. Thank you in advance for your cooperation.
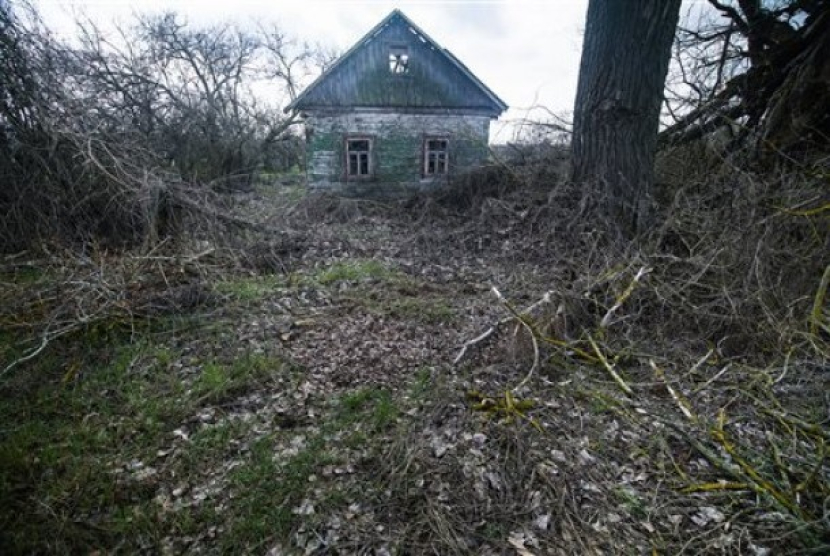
[315,259,396,285]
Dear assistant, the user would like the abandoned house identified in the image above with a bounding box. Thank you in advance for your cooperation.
[285,9,508,196]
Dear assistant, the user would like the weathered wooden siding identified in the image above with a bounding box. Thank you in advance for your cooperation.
[306,112,490,196]
[297,15,498,113]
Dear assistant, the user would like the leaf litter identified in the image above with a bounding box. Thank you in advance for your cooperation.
[3,172,828,554]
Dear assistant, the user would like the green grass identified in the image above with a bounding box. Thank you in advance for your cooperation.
[0,321,290,554]
[370,392,398,431]
[280,184,308,203]
[0,265,45,285]
[408,367,434,400]
[0,339,178,552]
[337,387,399,431]
[217,386,401,550]
[192,353,286,404]
[613,486,648,519]
[221,434,335,551]
[0,296,411,554]
[351,293,457,325]
[253,167,307,204]
[315,259,398,285]
[178,419,254,476]
[0,330,20,371]
[315,260,458,325]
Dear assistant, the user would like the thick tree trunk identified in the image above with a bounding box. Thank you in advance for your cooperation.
[572,0,682,236]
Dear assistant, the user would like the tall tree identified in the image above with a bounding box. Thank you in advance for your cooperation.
[571,0,682,235]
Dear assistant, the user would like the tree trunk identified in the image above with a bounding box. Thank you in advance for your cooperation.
[572,0,682,236]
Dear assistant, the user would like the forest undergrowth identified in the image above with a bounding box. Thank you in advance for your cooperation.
[1,146,828,554]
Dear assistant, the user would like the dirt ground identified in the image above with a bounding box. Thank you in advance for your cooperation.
[1,176,828,555]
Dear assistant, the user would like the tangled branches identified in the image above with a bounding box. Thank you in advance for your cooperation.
[662,1,830,161]
[445,147,828,551]
[0,2,315,253]
[0,245,223,381]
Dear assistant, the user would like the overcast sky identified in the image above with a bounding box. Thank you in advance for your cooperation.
[33,0,705,143]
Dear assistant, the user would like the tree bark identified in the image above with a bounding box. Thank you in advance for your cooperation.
[572,0,682,236]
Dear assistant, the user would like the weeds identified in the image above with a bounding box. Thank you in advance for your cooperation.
[315,259,396,285]
[192,353,287,404]
[388,297,456,324]
[0,313,291,554]
[218,387,401,552]
[336,387,400,433]
[1,144,827,554]
[0,339,180,552]
[214,275,284,302]
[221,435,332,551]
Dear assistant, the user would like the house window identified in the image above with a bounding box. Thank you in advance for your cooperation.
[424,138,449,176]
[389,46,409,74]
[346,137,372,177]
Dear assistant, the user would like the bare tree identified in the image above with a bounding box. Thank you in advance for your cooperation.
[571,0,682,236]
[74,13,266,185]
[258,25,339,164]
[68,11,330,188]
[0,2,327,252]
[0,2,153,250]
[660,0,830,159]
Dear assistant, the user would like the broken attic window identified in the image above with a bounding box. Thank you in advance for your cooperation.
[424,138,448,175]
[389,46,410,74]
[346,138,372,177]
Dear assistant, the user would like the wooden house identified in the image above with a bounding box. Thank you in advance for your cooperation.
[286,9,507,196]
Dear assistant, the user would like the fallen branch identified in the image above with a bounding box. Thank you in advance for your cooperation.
[600,266,651,328]
[693,363,732,393]
[587,333,633,396]
[1,333,52,381]
[170,191,285,234]
[712,409,808,520]
[762,408,830,443]
[452,287,552,366]
[453,327,497,365]
[511,319,540,393]
[680,482,750,493]
[651,360,696,421]
[809,263,830,337]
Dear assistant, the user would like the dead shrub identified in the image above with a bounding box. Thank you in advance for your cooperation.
[432,164,523,211]
[0,245,224,381]
[643,158,830,355]
[240,234,308,274]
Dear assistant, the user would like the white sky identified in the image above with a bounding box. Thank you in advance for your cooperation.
[32,0,707,143]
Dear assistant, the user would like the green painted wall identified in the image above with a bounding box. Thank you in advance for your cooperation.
[306,112,491,195]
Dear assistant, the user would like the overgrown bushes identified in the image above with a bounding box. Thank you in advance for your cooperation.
[0,3,311,253]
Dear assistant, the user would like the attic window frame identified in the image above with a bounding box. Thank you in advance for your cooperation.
[423,136,450,177]
[388,44,410,74]
[344,135,374,180]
